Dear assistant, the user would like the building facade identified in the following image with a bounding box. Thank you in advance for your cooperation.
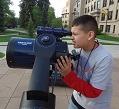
[99,0,119,36]
[62,0,77,29]
[62,0,119,36]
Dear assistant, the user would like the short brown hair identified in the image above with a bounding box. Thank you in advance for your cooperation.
[72,15,98,37]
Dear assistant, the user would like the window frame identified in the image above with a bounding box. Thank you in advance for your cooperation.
[103,0,107,7]
[107,11,113,20]
[101,13,105,21]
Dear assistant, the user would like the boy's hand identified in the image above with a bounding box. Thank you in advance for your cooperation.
[56,56,72,77]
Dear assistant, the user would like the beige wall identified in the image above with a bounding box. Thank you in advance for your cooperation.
[62,0,76,29]
[73,0,85,19]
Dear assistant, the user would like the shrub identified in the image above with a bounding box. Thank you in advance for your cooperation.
[97,28,102,35]
[0,52,5,58]
[63,24,68,28]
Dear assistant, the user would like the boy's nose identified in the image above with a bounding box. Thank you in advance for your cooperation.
[70,35,74,40]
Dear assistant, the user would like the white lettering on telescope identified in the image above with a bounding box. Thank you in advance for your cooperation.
[18,42,32,45]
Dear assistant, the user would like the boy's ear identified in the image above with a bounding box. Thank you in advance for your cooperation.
[88,31,95,40]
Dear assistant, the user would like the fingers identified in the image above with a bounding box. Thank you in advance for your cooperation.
[56,56,71,69]
[56,56,72,77]
[60,56,67,66]
[57,58,65,69]
[56,63,61,71]
[64,56,71,65]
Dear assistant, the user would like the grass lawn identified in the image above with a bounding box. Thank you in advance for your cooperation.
[0,52,5,58]
[97,34,119,42]
[13,28,27,31]
[0,35,33,42]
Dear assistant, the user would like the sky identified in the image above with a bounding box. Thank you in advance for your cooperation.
[10,0,67,18]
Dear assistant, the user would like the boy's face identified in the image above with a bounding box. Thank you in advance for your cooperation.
[71,25,90,48]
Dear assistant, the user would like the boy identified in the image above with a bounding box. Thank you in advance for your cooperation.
[56,15,114,109]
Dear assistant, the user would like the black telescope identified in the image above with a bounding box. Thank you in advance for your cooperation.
[6,26,74,109]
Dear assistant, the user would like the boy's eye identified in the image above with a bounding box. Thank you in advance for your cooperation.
[73,33,77,35]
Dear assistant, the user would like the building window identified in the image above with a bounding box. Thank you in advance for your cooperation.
[66,10,67,13]
[77,1,80,7]
[85,8,87,13]
[115,10,118,20]
[103,0,107,7]
[97,0,100,9]
[109,0,114,5]
[106,25,111,32]
[65,14,67,18]
[86,0,87,4]
[101,13,105,21]
[62,15,64,18]
[88,7,90,12]
[113,25,115,33]
[65,21,67,24]
[100,25,104,31]
[94,2,96,9]
[74,8,76,12]
[107,11,113,20]
[91,5,93,11]
[88,0,90,3]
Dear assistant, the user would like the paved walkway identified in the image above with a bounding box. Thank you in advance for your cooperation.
[0,44,119,109]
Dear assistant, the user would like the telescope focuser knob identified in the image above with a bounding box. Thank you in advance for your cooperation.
[41,36,50,43]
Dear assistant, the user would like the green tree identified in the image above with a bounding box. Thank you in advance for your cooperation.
[0,0,5,32]
[47,7,56,27]
[19,0,35,28]
[33,6,43,27]
[4,11,17,28]
[4,0,13,17]
[27,17,35,38]
[19,0,50,28]
[15,17,20,26]
[0,0,16,32]
[19,0,27,28]
[51,18,63,28]
[37,0,50,26]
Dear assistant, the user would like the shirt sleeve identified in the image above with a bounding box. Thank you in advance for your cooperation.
[62,70,102,98]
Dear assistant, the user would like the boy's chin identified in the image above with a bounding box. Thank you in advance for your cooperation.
[73,45,78,48]
[73,44,81,48]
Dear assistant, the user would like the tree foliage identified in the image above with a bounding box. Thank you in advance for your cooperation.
[4,0,13,16]
[0,0,17,32]
[19,0,50,28]
[19,0,63,29]
[37,0,50,26]
[19,0,36,28]
[51,18,63,28]
[27,17,35,38]
[47,7,56,27]
[0,0,5,32]
[33,6,43,26]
